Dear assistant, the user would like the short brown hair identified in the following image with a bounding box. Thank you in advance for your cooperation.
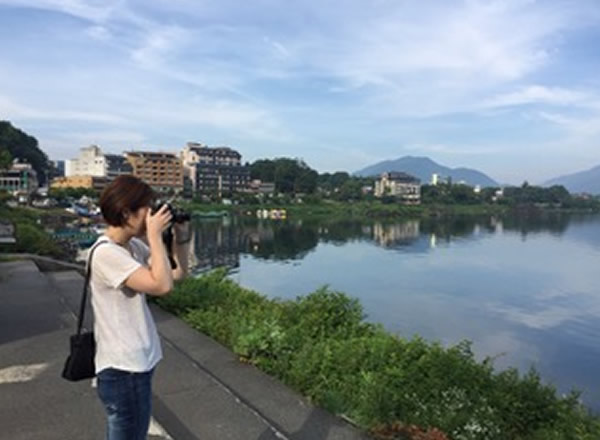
[99,175,155,226]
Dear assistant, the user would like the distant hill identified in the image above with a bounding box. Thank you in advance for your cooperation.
[355,156,499,187]
[544,165,600,195]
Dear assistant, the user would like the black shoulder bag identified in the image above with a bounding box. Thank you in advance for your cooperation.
[61,240,107,382]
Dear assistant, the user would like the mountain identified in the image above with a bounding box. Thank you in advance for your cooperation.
[544,165,600,194]
[354,156,499,187]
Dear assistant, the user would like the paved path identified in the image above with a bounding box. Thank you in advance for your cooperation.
[0,259,369,440]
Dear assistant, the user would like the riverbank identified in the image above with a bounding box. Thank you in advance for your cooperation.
[156,269,600,440]
[182,200,511,220]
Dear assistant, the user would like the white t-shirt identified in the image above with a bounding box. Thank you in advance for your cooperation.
[89,235,162,374]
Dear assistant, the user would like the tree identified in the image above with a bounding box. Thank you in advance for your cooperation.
[295,169,318,194]
[0,121,49,185]
[0,147,12,169]
[250,159,276,182]
[251,158,320,194]
[335,179,363,201]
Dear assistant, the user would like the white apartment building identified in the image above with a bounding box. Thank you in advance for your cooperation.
[64,145,132,179]
[65,145,107,177]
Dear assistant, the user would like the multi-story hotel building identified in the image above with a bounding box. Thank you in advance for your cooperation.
[181,142,250,196]
[0,160,38,195]
[65,145,106,177]
[64,145,132,180]
[125,151,184,194]
[375,171,421,204]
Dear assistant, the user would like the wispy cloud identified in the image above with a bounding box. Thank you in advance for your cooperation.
[485,86,588,108]
[0,95,126,124]
[0,0,599,179]
[0,0,117,23]
[405,143,501,156]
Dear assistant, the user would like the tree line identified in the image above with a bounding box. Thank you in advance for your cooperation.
[1,120,597,209]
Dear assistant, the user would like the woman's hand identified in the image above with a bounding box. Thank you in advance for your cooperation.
[146,205,172,242]
[173,221,191,244]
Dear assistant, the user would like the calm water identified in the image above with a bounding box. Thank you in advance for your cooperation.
[188,212,600,411]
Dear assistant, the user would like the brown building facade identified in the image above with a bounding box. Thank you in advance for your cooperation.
[125,151,184,194]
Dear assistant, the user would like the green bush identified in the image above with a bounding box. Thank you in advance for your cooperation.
[0,207,67,258]
[156,272,600,440]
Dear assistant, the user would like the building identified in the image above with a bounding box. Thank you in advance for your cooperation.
[64,145,132,181]
[181,142,250,196]
[125,151,183,194]
[375,172,421,204]
[51,160,65,177]
[0,160,39,195]
[431,173,451,186]
[50,175,109,191]
[105,154,133,179]
[247,180,276,195]
[65,145,106,177]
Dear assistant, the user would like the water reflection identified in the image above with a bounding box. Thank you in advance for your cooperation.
[189,212,589,272]
[187,212,600,411]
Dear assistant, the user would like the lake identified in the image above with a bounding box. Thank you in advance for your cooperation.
[187,212,600,411]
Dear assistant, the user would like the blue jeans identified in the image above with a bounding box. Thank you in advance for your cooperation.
[96,368,155,440]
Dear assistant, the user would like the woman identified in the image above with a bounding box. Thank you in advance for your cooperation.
[89,175,190,440]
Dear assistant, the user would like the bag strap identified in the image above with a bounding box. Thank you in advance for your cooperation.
[76,238,109,336]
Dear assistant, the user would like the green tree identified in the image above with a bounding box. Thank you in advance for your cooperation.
[0,147,12,169]
[335,179,363,201]
[250,159,276,182]
[0,121,49,185]
[274,158,299,193]
[295,169,318,194]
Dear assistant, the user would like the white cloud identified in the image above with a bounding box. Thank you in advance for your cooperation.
[85,25,111,41]
[0,95,126,123]
[131,25,189,68]
[0,0,117,23]
[1,0,599,179]
[405,143,501,156]
[485,86,587,108]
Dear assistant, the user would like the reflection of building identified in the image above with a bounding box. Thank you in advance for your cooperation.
[181,142,250,196]
[0,160,38,194]
[189,219,244,272]
[125,151,183,194]
[373,221,420,247]
[375,172,421,203]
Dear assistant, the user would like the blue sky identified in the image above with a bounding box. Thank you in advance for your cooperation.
[1,0,599,184]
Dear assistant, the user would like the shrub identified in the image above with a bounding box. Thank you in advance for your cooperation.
[157,272,600,440]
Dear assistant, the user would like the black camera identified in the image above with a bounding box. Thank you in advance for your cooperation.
[152,202,191,224]
[151,202,191,269]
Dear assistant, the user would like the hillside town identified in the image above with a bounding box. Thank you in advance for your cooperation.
[0,141,436,206]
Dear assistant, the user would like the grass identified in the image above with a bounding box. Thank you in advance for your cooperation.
[156,270,600,440]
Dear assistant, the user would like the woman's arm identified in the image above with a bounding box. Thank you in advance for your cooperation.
[125,206,174,296]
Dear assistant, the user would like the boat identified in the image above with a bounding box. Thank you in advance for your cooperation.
[192,210,229,218]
